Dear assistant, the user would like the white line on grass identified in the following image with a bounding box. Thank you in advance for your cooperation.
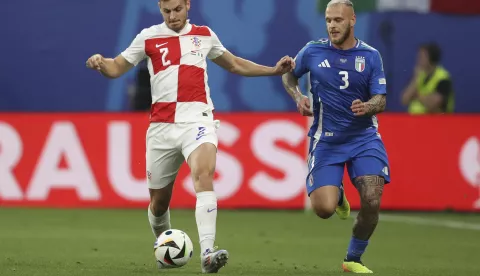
[349,212,480,231]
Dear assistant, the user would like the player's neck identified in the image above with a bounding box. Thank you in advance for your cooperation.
[332,36,357,50]
[168,21,189,33]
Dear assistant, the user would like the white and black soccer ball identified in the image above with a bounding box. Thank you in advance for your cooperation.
[154,229,194,268]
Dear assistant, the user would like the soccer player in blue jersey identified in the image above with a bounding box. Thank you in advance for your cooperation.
[282,0,390,273]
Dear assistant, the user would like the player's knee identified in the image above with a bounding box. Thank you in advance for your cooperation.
[192,169,215,191]
[361,197,381,212]
[312,203,336,219]
[356,175,384,212]
[188,143,216,192]
[309,187,338,219]
[193,168,214,181]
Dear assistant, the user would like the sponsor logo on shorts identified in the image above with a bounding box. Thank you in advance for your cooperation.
[196,127,206,140]
[147,171,152,180]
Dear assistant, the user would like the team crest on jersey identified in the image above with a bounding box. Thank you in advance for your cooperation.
[191,37,202,48]
[355,56,366,72]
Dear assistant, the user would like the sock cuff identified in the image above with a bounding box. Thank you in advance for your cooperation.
[352,236,369,245]
[196,191,216,200]
[148,206,170,225]
[196,191,217,206]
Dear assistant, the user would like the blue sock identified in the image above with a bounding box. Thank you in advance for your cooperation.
[345,237,369,262]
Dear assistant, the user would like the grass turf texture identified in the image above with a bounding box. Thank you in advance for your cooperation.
[1,208,479,275]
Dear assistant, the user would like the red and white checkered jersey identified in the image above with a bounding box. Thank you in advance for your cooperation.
[121,21,226,123]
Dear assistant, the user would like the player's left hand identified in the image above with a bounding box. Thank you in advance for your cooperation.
[351,99,368,116]
[296,95,313,117]
[273,56,296,75]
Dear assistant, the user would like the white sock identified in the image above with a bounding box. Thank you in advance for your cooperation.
[195,191,217,254]
[148,205,171,238]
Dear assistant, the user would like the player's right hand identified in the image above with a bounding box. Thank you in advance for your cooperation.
[296,95,313,117]
[273,56,296,75]
[86,54,105,71]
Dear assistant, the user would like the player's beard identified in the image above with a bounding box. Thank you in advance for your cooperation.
[331,24,351,46]
[169,12,188,32]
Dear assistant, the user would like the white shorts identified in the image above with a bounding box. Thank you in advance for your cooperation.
[146,121,219,189]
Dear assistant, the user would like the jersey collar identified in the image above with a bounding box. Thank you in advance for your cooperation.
[160,19,192,36]
[329,38,362,49]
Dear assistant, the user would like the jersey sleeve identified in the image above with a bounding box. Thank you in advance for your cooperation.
[120,31,147,66]
[369,50,387,96]
[292,44,310,78]
[207,28,227,60]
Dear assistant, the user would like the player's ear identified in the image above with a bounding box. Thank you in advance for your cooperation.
[351,13,356,27]
[186,0,191,11]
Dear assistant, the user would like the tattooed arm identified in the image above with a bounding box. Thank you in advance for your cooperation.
[282,73,313,117]
[281,72,303,103]
[365,94,387,116]
[351,94,387,117]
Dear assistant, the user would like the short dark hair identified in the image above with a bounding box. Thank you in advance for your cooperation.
[420,42,442,65]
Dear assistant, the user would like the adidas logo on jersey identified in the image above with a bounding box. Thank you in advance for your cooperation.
[318,59,331,68]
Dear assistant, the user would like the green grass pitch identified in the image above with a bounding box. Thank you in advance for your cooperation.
[1,208,479,275]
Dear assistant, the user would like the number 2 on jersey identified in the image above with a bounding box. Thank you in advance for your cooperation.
[159,48,171,67]
[339,71,349,89]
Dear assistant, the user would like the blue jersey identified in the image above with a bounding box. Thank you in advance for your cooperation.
[293,38,387,144]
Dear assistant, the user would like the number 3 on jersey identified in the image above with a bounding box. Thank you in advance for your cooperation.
[159,48,171,67]
[339,71,349,89]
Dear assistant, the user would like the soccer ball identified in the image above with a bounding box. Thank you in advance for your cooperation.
[154,229,194,268]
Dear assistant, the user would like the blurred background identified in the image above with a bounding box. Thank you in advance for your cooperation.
[2,0,480,113]
[1,1,480,275]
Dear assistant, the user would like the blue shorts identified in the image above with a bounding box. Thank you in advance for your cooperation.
[306,135,391,196]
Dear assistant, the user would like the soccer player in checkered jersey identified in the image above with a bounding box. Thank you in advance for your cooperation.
[86,0,294,273]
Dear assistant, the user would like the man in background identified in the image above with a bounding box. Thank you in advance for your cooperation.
[401,42,454,114]
[129,61,152,111]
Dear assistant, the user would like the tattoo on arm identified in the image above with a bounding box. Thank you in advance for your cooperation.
[365,95,386,116]
[282,73,303,103]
